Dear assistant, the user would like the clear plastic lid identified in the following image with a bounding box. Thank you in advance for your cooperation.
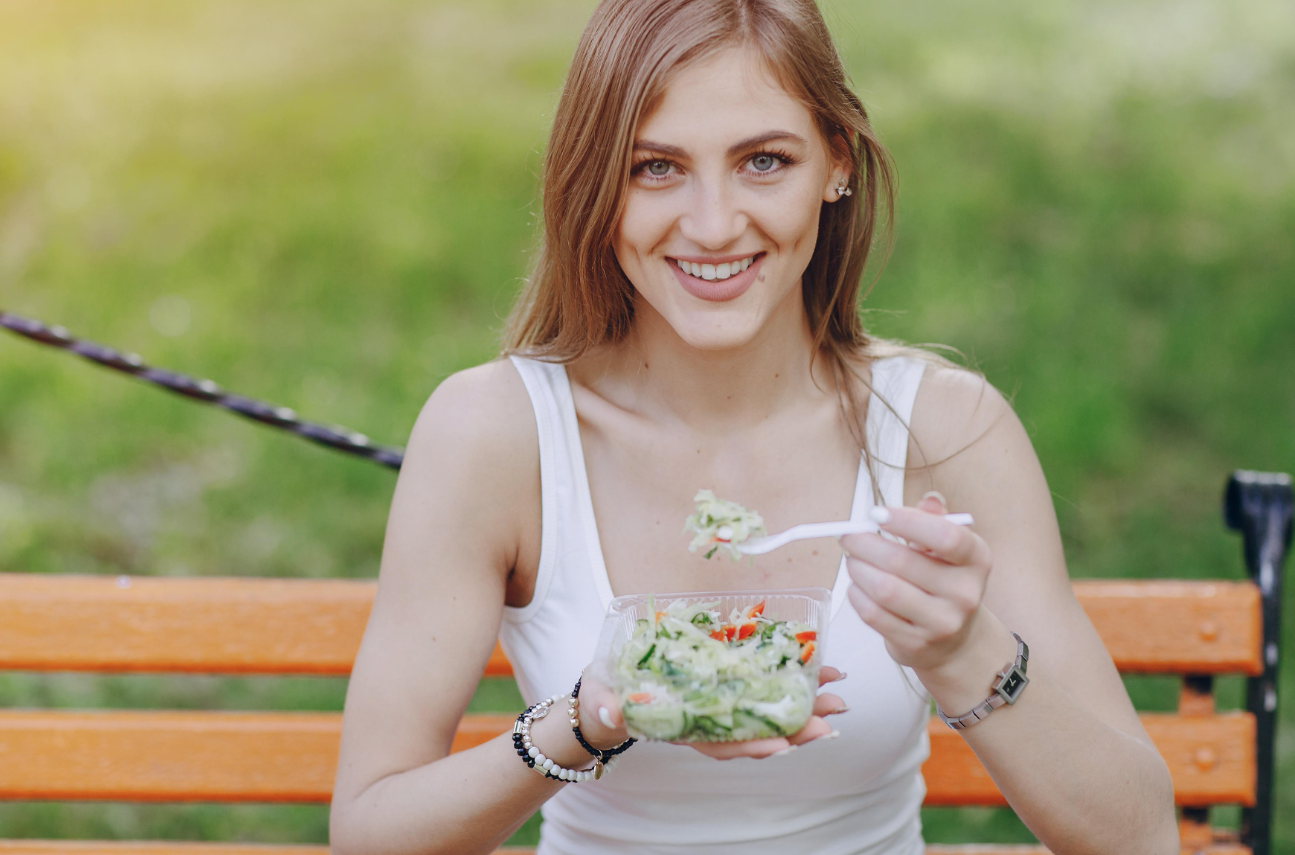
[591,587,831,742]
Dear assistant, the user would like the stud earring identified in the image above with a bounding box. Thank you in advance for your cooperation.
[835,179,852,197]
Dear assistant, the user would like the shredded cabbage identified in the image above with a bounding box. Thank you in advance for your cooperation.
[614,598,817,742]
[684,489,766,560]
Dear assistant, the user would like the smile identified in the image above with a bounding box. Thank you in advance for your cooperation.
[672,254,757,281]
[666,253,765,303]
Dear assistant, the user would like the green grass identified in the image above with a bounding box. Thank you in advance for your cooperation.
[0,0,1292,848]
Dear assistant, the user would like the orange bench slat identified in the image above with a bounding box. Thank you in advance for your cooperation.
[0,709,1253,807]
[0,575,1260,676]
[1073,580,1261,675]
[0,575,372,676]
[921,712,1255,807]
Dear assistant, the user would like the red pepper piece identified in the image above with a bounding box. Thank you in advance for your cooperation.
[737,622,757,640]
[709,628,727,641]
[799,642,815,664]
[627,692,652,704]
[745,600,766,618]
[795,630,817,643]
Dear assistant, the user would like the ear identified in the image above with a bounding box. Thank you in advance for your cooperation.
[822,168,850,203]
[822,133,854,203]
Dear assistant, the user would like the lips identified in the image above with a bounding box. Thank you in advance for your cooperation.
[668,253,765,302]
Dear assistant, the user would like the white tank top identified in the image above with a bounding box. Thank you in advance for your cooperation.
[499,355,931,855]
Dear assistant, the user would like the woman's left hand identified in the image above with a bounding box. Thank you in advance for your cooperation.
[840,492,994,674]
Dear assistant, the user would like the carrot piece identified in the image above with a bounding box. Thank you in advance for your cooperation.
[799,642,815,664]
[795,630,817,643]
[709,629,727,641]
[627,692,652,703]
[745,600,766,618]
[737,622,757,640]
[655,611,667,623]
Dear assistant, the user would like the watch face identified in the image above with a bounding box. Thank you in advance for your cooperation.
[996,668,1029,704]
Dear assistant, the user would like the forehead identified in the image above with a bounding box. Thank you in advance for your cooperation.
[636,46,819,147]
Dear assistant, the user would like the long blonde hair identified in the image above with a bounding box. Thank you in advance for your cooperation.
[504,0,914,453]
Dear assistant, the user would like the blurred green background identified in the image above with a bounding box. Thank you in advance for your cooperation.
[0,0,1292,847]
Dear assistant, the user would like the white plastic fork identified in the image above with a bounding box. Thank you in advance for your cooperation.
[734,513,974,556]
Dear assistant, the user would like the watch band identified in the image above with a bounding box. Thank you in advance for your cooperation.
[936,632,1029,730]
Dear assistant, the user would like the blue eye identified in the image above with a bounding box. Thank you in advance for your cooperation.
[646,160,671,176]
[750,154,776,172]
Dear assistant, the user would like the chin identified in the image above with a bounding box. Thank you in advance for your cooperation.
[659,305,771,353]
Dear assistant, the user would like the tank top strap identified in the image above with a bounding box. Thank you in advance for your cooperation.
[502,355,573,624]
[849,355,927,513]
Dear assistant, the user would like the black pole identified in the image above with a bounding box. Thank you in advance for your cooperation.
[1223,470,1293,855]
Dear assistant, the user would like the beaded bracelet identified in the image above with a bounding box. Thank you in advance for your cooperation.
[511,694,603,783]
[568,677,636,768]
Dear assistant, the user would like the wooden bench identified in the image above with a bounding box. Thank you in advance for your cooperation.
[0,470,1287,855]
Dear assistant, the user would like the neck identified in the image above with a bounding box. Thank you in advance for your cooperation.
[576,287,838,433]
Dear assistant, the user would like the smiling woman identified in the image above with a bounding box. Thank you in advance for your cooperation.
[327,1,1179,854]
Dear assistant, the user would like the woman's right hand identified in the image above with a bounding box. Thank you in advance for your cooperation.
[576,666,848,761]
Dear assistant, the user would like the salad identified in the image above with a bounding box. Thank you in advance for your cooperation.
[684,489,766,560]
[614,596,819,742]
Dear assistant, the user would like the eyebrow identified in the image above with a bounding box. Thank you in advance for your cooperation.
[632,130,809,159]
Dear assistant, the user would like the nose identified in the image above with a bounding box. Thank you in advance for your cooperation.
[678,174,746,251]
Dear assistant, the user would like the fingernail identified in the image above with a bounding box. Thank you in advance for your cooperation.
[831,705,850,715]
[921,490,947,508]
[770,745,798,757]
[814,730,841,743]
[868,507,891,525]
[831,671,848,682]
[598,706,614,729]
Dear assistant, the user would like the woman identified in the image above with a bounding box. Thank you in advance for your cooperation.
[329,1,1178,853]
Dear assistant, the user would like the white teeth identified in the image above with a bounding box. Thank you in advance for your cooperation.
[674,255,757,279]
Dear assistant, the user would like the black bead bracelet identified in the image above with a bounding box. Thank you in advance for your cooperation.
[568,676,636,763]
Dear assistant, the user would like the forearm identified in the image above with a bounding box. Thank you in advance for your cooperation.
[917,613,1178,855]
[331,712,593,855]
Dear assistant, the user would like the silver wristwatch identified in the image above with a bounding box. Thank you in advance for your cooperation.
[936,632,1029,730]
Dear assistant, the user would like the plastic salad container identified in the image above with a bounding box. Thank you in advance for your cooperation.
[591,588,831,743]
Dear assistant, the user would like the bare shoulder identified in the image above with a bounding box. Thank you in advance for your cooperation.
[382,357,540,603]
[904,362,1019,476]
[406,359,536,469]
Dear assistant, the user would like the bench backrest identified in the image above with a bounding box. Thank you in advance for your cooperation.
[0,468,1287,855]
[0,576,1262,819]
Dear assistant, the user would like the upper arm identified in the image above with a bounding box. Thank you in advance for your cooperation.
[905,365,1151,747]
[331,360,539,805]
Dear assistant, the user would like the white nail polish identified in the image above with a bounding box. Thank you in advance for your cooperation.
[770,745,798,757]
[815,730,841,742]
[598,706,615,729]
[868,507,891,525]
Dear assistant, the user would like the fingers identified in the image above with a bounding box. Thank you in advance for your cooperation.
[576,669,630,749]
[817,664,847,686]
[683,716,841,759]
[857,504,988,569]
[785,715,837,746]
[847,582,928,646]
[812,690,847,718]
[686,736,791,760]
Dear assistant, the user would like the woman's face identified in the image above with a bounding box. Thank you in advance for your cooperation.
[613,46,847,352]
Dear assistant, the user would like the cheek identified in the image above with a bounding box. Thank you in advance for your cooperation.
[754,186,822,258]
[614,192,674,268]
